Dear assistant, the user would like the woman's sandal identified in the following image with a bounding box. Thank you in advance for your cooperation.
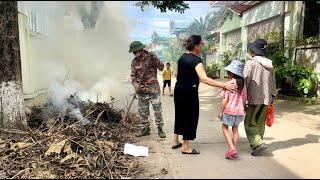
[182,149,200,155]
[171,143,182,149]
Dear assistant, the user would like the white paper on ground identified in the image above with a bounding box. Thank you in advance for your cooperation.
[123,143,148,157]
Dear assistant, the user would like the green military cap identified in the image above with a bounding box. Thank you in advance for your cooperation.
[129,41,146,53]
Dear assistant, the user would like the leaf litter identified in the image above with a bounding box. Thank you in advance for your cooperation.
[0,95,143,179]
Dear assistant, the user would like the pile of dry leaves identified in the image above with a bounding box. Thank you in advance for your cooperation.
[0,96,143,179]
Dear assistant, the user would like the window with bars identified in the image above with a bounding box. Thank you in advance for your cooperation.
[18,2,56,37]
[29,9,37,32]
[28,8,49,36]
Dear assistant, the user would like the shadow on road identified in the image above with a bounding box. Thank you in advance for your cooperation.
[261,134,320,156]
[275,99,320,117]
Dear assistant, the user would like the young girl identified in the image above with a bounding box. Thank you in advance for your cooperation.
[218,60,246,159]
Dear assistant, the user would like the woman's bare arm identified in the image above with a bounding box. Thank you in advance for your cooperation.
[195,63,237,91]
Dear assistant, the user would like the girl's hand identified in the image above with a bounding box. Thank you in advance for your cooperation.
[224,80,237,92]
[218,112,223,120]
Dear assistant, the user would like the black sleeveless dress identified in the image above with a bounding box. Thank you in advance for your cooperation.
[174,53,202,140]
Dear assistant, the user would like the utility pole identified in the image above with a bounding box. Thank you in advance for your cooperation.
[0,1,28,130]
[279,1,285,55]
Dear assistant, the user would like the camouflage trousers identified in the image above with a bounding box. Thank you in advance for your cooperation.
[137,93,164,129]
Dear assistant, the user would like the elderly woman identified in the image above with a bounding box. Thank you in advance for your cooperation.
[172,35,237,154]
[244,38,277,156]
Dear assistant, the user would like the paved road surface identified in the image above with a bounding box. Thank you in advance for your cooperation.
[135,78,320,179]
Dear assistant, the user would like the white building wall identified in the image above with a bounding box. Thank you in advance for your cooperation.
[18,2,61,99]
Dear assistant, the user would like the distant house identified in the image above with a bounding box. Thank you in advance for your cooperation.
[217,1,320,77]
[218,1,312,58]
[219,3,249,55]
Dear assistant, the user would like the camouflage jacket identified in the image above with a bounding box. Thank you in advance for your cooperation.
[131,51,164,94]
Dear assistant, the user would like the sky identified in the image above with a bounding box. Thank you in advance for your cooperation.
[124,1,216,44]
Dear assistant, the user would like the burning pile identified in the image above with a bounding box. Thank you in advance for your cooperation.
[0,94,143,179]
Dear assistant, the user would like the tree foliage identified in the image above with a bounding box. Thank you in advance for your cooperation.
[188,8,222,41]
[135,1,189,13]
[163,38,185,63]
[148,7,223,67]
[187,8,223,65]
[151,31,170,46]
[205,9,223,30]
[188,17,207,36]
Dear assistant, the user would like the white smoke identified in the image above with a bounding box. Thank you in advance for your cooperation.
[70,108,90,125]
[48,82,90,125]
[25,1,135,105]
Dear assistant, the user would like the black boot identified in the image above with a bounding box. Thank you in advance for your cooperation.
[158,126,166,138]
[136,127,150,137]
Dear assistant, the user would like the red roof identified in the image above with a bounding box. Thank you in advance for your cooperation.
[226,4,253,15]
[226,1,262,15]
[211,1,239,7]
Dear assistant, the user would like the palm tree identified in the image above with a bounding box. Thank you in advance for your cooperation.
[188,16,212,66]
[188,8,222,38]
[187,9,223,66]
[188,17,207,36]
[206,8,223,31]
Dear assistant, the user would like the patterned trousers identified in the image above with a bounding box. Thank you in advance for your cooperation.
[137,93,164,128]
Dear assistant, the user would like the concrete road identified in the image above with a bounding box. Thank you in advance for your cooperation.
[135,78,320,179]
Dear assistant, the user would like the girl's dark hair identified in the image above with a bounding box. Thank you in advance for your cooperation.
[183,35,202,51]
[227,71,244,93]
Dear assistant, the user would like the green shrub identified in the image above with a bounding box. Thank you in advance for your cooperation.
[265,40,289,69]
[296,36,320,46]
[267,51,289,68]
[296,78,314,96]
[206,63,220,79]
[264,31,319,97]
[265,31,280,43]
[220,51,231,67]
[275,65,319,97]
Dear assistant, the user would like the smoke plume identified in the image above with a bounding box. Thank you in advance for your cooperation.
[25,1,135,105]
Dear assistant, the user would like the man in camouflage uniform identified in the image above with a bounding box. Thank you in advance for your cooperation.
[129,41,166,138]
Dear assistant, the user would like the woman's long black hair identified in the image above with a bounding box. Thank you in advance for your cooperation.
[227,71,244,93]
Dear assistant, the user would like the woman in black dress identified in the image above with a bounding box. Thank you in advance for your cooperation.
[172,35,237,154]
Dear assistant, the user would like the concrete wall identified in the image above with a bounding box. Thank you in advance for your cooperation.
[220,11,242,33]
[294,45,320,79]
[247,16,280,43]
[220,11,242,54]
[242,1,289,27]
[220,1,292,57]
[206,52,220,65]
[225,28,241,57]
[242,1,292,54]
[217,2,319,80]
[290,1,305,50]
